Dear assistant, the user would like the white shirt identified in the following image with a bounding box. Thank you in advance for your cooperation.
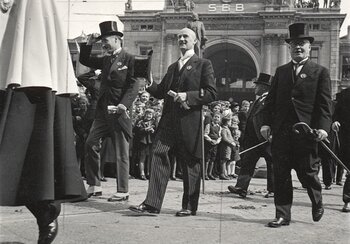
[178,49,195,70]
[292,57,308,76]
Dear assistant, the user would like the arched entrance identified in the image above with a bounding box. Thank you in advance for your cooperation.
[203,41,259,103]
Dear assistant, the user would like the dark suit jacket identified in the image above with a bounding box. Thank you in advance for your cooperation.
[244,94,268,145]
[147,54,217,158]
[79,44,141,138]
[262,60,332,135]
[333,88,350,148]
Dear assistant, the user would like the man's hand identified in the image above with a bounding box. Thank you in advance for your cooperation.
[107,104,127,114]
[87,33,100,46]
[260,125,271,141]
[174,92,187,103]
[315,129,328,142]
[332,121,340,132]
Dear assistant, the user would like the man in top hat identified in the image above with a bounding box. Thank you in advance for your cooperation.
[129,28,217,216]
[260,23,332,227]
[79,21,142,201]
[228,73,274,198]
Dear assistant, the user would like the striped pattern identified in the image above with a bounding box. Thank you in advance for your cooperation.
[144,123,201,211]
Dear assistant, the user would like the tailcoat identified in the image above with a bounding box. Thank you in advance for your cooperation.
[144,54,217,211]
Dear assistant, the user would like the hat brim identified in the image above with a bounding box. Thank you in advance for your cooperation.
[285,37,314,44]
[96,31,124,40]
[253,81,271,86]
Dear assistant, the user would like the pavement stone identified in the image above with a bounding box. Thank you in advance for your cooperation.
[1,171,349,244]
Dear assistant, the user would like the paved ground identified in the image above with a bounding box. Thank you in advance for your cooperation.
[1,171,349,244]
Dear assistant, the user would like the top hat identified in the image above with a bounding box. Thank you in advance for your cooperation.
[254,73,273,86]
[285,23,314,44]
[134,50,153,80]
[97,21,123,40]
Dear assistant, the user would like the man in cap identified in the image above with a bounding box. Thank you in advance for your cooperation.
[228,73,274,198]
[79,21,141,201]
[260,23,332,227]
[129,27,217,216]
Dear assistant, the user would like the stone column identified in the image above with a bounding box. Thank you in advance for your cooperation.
[330,21,340,96]
[263,35,273,74]
[165,34,175,68]
[278,34,288,66]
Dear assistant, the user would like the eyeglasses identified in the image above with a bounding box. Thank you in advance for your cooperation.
[289,40,310,47]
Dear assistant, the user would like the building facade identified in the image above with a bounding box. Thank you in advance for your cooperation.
[118,0,346,101]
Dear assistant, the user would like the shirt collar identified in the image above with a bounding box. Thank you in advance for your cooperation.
[180,49,195,61]
[292,57,308,65]
[113,48,122,56]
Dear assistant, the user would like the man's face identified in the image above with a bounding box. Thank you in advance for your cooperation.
[254,84,269,96]
[177,28,197,53]
[289,39,311,62]
[145,112,153,121]
[101,35,121,55]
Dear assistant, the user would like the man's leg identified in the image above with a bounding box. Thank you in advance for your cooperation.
[180,154,201,213]
[85,119,110,189]
[113,128,130,193]
[143,129,174,210]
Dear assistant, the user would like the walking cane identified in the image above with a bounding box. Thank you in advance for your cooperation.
[201,106,205,194]
[292,122,350,174]
[239,140,269,155]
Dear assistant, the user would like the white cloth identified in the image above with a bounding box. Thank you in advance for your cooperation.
[292,57,308,76]
[178,49,195,70]
[0,0,78,94]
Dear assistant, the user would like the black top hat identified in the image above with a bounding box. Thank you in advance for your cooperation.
[97,21,123,40]
[254,73,273,86]
[285,23,314,44]
[134,50,153,80]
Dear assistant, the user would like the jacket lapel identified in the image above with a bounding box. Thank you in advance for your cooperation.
[294,59,314,87]
[109,49,126,73]
[178,54,199,86]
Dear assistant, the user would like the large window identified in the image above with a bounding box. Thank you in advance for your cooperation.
[310,47,319,64]
[342,56,350,80]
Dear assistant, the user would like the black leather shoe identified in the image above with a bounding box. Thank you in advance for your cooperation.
[267,217,290,228]
[100,177,107,182]
[227,185,247,198]
[38,219,58,244]
[208,175,216,180]
[129,203,160,214]
[87,191,102,198]
[175,209,196,217]
[342,203,350,213]
[312,205,324,222]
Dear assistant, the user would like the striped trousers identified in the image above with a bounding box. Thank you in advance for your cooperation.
[144,126,201,212]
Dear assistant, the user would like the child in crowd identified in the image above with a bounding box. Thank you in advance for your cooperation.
[204,112,222,180]
[134,108,157,180]
[220,116,237,180]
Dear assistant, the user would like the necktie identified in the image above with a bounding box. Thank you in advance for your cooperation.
[293,60,306,76]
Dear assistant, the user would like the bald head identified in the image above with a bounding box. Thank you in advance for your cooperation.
[177,28,197,54]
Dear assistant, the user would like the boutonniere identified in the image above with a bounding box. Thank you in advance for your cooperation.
[300,73,307,79]
[186,65,192,70]
[1,0,13,13]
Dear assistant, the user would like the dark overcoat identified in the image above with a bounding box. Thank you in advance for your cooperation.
[147,54,217,158]
[262,60,332,135]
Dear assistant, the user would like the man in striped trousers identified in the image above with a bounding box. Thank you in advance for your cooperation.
[129,28,217,216]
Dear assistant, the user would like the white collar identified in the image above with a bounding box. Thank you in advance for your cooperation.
[113,48,122,56]
[292,57,308,65]
[180,49,195,61]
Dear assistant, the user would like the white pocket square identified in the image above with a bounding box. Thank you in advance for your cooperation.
[117,66,128,71]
